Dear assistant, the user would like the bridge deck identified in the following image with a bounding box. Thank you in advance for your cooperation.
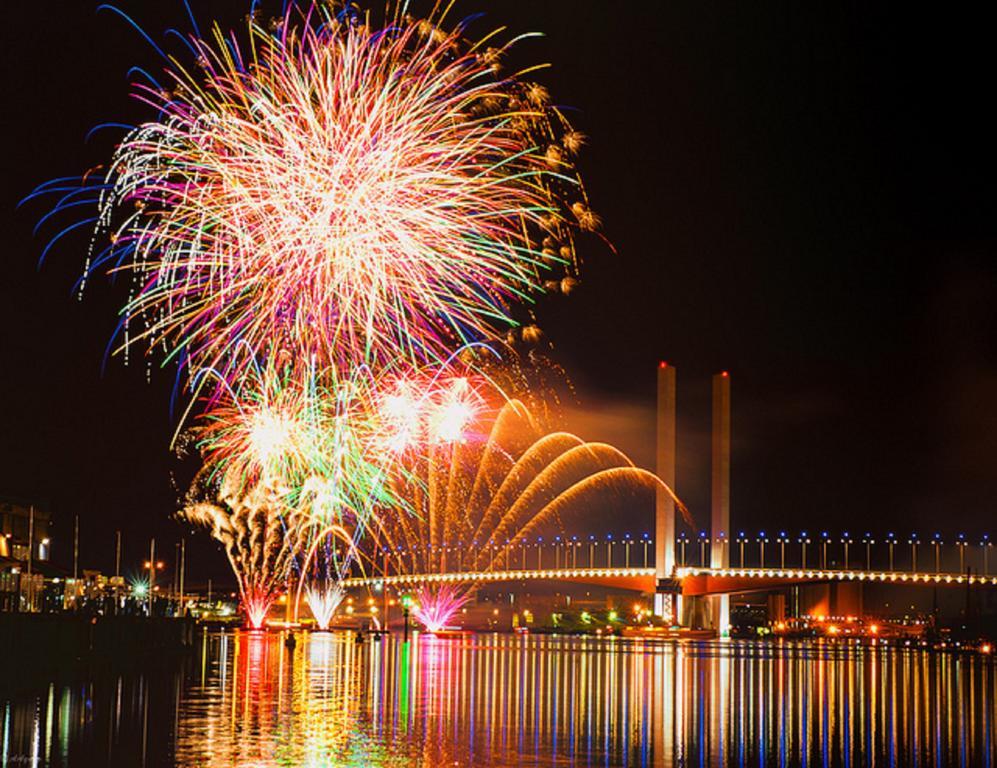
[340,566,997,594]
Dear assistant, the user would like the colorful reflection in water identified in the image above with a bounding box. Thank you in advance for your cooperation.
[1,632,995,767]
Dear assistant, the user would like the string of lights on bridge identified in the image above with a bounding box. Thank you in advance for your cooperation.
[366,530,995,579]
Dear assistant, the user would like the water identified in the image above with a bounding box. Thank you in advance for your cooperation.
[1,631,995,767]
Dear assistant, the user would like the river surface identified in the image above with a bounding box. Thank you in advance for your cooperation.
[1,630,995,767]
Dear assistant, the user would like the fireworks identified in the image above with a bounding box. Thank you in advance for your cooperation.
[411,584,473,633]
[304,582,346,631]
[369,392,692,630]
[28,2,697,634]
[180,471,308,629]
[37,1,596,384]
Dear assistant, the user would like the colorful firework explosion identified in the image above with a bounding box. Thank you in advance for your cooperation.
[34,1,598,385]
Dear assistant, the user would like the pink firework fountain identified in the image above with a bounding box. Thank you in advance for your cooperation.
[411,585,474,633]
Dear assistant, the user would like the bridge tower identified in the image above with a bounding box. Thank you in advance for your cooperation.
[710,371,731,635]
[654,362,677,620]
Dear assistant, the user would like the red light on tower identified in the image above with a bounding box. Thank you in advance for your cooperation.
[659,361,668,369]
[721,371,729,378]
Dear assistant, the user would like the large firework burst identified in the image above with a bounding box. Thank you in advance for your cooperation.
[38,1,597,382]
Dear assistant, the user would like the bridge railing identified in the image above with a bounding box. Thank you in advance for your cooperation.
[366,531,994,579]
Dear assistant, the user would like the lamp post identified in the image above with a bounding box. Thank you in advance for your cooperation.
[179,539,187,616]
[886,532,897,571]
[956,534,967,573]
[861,533,874,571]
[642,533,651,568]
[909,534,920,573]
[588,536,596,568]
[606,535,614,568]
[982,535,992,576]
[736,532,748,568]
[678,533,689,567]
[400,594,413,642]
[624,534,633,568]
[698,532,709,567]
[932,533,943,573]
[777,531,788,569]
[757,532,769,569]
[799,532,811,569]
[25,506,34,613]
[820,531,830,570]
[841,532,853,571]
[716,532,728,568]
[144,538,165,617]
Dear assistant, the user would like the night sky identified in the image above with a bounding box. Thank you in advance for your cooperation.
[2,2,996,584]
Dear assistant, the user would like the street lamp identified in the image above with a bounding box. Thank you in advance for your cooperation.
[932,533,943,573]
[736,532,748,568]
[776,531,788,569]
[861,533,875,571]
[143,556,165,617]
[678,532,689,567]
[886,532,897,571]
[641,533,651,567]
[624,533,633,568]
[841,532,853,571]
[982,535,993,576]
[799,532,811,569]
[716,531,728,568]
[820,531,830,570]
[909,534,920,573]
[400,594,414,642]
[956,534,967,573]
[757,532,769,569]
[698,532,710,567]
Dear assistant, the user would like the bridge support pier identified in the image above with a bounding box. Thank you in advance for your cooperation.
[654,362,677,621]
[709,372,731,636]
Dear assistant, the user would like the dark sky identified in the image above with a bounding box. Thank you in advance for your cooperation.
[2,2,996,583]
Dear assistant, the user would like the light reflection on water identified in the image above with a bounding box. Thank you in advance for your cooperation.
[1,631,995,767]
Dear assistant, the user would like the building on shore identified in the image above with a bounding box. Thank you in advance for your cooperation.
[0,498,52,612]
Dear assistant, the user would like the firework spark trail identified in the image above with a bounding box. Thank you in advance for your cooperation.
[181,471,308,628]
[36,2,599,388]
[368,389,691,631]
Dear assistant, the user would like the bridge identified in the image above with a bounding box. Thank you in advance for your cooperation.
[343,564,997,594]
[350,528,997,629]
[350,368,997,630]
